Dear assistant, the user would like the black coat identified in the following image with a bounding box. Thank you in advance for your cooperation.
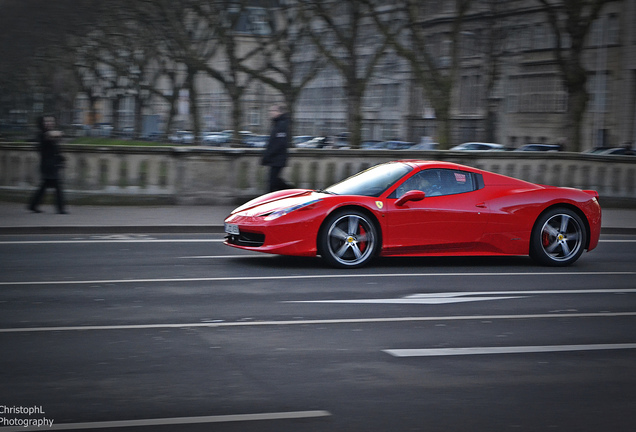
[262,112,290,168]
[38,132,64,180]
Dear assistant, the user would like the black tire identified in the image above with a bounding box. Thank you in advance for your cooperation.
[318,209,379,268]
[530,207,587,266]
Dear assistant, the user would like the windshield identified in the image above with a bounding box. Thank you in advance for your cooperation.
[325,162,413,197]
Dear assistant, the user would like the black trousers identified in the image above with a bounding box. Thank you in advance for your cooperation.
[29,178,66,213]
[268,166,290,192]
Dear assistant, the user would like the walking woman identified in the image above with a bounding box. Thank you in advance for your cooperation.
[28,115,67,214]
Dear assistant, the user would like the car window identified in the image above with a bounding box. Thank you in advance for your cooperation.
[325,162,413,197]
[391,169,481,198]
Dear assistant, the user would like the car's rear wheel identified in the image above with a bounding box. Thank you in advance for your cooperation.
[319,209,378,268]
[530,207,586,266]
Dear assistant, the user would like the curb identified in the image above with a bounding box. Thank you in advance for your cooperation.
[0,225,226,235]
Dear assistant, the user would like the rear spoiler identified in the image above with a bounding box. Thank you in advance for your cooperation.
[583,190,599,199]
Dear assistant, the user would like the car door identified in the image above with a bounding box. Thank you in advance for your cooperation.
[384,168,491,255]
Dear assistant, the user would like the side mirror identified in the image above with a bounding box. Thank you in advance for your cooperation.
[395,190,426,207]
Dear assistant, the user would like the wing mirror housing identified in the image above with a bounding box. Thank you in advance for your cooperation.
[395,190,426,206]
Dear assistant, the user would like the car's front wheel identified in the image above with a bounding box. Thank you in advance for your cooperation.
[319,209,379,268]
[530,207,587,266]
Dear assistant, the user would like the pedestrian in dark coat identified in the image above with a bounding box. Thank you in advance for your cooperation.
[28,115,67,214]
[262,104,292,192]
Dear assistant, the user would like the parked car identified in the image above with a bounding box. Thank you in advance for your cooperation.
[169,130,195,144]
[410,139,439,150]
[585,146,634,155]
[360,140,385,149]
[515,144,563,152]
[293,136,314,147]
[333,132,350,149]
[297,136,331,148]
[584,146,614,154]
[201,132,230,145]
[450,142,507,151]
[243,134,268,147]
[224,160,601,268]
[141,132,164,142]
[383,140,415,150]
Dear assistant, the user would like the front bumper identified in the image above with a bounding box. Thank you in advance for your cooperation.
[223,213,320,257]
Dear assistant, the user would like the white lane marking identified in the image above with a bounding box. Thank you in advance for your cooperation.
[289,295,526,305]
[1,271,634,286]
[0,411,331,431]
[1,312,635,334]
[384,343,636,358]
[287,288,636,304]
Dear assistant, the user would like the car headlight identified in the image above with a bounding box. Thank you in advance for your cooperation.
[263,199,322,221]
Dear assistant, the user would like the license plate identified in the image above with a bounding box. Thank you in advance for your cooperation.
[225,223,240,235]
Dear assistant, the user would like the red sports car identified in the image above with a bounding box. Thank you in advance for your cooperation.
[224,160,601,268]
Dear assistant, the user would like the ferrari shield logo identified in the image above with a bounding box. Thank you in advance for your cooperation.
[375,201,384,209]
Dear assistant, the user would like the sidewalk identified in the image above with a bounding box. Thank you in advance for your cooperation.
[0,202,236,234]
[0,201,634,235]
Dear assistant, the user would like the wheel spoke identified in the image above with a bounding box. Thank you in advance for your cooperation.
[545,241,560,253]
[350,243,363,259]
[335,242,350,258]
[560,241,571,256]
[543,224,559,238]
[330,226,348,241]
[559,215,571,233]
[348,216,359,235]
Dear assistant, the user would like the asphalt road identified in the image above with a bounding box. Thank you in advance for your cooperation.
[1,233,635,432]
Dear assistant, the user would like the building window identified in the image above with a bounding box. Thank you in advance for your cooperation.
[459,74,482,114]
[508,74,567,113]
[382,83,400,108]
[382,122,399,140]
[248,107,260,127]
[607,14,619,45]
[588,72,610,113]
[532,24,545,50]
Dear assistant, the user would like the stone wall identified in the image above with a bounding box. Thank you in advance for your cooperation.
[1,143,635,206]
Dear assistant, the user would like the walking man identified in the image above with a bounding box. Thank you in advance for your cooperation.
[262,104,291,192]
[28,115,67,214]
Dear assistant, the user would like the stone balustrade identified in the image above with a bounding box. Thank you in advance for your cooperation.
[1,143,635,206]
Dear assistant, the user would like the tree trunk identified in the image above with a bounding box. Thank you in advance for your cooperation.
[566,87,589,152]
[134,95,143,139]
[186,68,200,144]
[230,87,243,147]
[345,79,365,149]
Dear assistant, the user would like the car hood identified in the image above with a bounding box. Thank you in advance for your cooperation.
[230,189,327,217]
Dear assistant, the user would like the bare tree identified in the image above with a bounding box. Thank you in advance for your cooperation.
[537,0,612,151]
[471,0,510,144]
[368,0,472,149]
[140,0,220,142]
[299,0,391,149]
[68,32,103,128]
[92,2,166,138]
[236,0,325,140]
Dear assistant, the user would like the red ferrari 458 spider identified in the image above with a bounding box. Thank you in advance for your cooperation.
[224,160,601,268]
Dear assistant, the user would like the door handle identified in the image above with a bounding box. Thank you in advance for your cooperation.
[475,202,487,208]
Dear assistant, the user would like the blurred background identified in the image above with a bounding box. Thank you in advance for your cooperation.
[0,0,634,152]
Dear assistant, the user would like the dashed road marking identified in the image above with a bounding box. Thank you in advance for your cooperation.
[384,343,636,357]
